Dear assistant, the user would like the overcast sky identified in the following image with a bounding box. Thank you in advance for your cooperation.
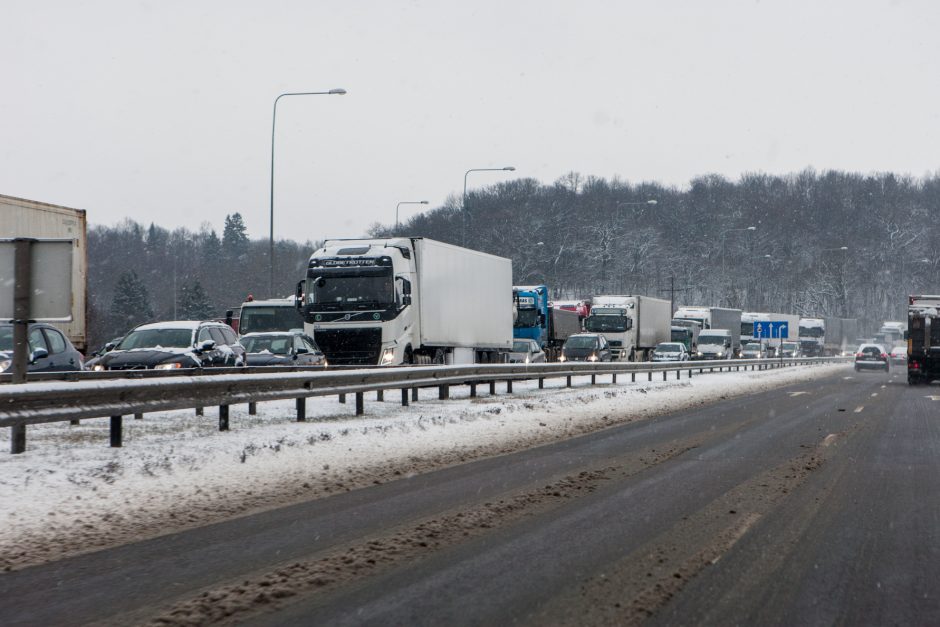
[2,0,938,241]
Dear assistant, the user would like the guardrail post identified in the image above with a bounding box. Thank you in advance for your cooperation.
[11,425,26,454]
[566,375,572,388]
[470,383,476,398]
[538,377,544,389]
[355,392,364,415]
[412,388,418,402]
[676,369,680,380]
[489,380,496,395]
[110,416,123,447]
[648,372,653,382]
[401,388,409,406]
[662,371,667,381]
[612,373,617,384]
[248,402,257,415]
[439,385,449,400]
[506,380,513,393]
[688,368,692,378]
[376,390,384,402]
[196,407,204,416]
[218,405,229,431]
[69,419,80,425]
[631,372,636,383]
[591,374,596,385]
[339,393,346,404]
[296,398,306,422]
[134,413,143,420]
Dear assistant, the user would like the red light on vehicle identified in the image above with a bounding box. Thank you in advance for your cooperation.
[856,352,864,358]
[246,294,254,302]
[880,353,888,359]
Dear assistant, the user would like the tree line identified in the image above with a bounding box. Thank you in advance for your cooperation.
[88,169,940,350]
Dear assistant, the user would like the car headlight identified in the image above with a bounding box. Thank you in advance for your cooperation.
[558,354,566,362]
[92,364,106,371]
[0,359,10,372]
[696,351,703,356]
[381,348,396,365]
[525,356,530,364]
[323,359,329,367]
[588,354,598,362]
[154,363,182,370]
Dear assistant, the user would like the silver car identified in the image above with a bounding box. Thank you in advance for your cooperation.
[508,339,546,364]
[650,342,690,362]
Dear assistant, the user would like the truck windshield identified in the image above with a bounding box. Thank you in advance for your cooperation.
[741,322,754,336]
[514,308,540,328]
[584,316,628,333]
[671,329,690,342]
[240,306,304,334]
[565,336,598,350]
[307,273,393,308]
[117,328,193,350]
[799,327,824,338]
[675,316,707,328]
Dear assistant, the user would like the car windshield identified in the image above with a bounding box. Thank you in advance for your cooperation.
[241,336,292,355]
[782,343,799,350]
[743,342,762,350]
[656,344,680,353]
[565,336,598,350]
[117,328,193,350]
[0,326,12,351]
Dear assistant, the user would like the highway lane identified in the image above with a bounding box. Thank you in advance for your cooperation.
[5,366,930,626]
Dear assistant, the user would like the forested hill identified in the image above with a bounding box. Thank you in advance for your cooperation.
[87,169,939,348]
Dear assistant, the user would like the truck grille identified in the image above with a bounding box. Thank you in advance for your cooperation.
[314,327,382,365]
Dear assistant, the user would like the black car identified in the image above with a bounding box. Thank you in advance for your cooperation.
[559,333,613,362]
[0,322,84,373]
[240,332,327,366]
[91,321,246,371]
[854,343,889,372]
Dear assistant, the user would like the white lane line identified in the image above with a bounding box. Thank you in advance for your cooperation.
[871,392,878,397]
[789,391,809,397]
[926,395,940,401]
[822,433,841,447]
[854,406,864,413]
[881,385,887,389]
[843,376,854,380]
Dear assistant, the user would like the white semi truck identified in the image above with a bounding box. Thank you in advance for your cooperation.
[297,238,513,366]
[799,316,859,356]
[0,194,88,352]
[583,295,671,361]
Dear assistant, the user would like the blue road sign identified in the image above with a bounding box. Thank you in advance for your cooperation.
[754,320,789,339]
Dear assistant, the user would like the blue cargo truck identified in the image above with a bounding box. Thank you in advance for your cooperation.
[513,285,581,360]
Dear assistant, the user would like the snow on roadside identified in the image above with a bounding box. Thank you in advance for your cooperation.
[0,362,847,570]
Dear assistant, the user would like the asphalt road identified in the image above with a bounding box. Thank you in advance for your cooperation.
[3,365,938,626]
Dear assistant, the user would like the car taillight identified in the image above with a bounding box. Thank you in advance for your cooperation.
[880,353,888,359]
[856,352,863,358]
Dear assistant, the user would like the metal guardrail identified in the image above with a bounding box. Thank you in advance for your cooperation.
[0,357,848,454]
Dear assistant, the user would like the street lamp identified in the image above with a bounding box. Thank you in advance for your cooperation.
[269,88,346,298]
[462,166,516,246]
[395,200,429,231]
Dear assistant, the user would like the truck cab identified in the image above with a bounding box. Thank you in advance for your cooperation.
[695,329,734,360]
[513,285,549,347]
[798,317,825,357]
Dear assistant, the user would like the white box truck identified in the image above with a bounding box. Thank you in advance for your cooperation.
[0,194,87,352]
[583,295,671,361]
[297,238,513,365]
[674,306,742,359]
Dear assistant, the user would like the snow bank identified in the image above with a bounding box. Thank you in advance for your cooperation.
[0,362,846,570]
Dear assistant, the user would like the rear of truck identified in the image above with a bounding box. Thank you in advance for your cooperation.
[907,295,940,385]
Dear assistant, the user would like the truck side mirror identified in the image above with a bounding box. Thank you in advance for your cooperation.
[402,279,412,295]
[904,330,909,340]
[225,309,234,326]
[295,281,304,310]
[539,313,546,325]
[403,295,412,306]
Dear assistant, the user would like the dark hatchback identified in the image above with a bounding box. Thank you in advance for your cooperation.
[854,343,889,372]
[559,333,613,362]
[0,323,84,373]
[240,332,327,366]
[91,321,246,371]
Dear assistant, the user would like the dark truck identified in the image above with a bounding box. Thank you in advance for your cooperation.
[907,295,940,385]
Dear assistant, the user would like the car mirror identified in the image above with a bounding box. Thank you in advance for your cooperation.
[29,347,49,364]
[104,342,116,352]
[196,339,216,353]
[295,346,309,355]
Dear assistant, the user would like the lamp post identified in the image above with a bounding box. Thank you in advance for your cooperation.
[269,88,346,298]
[462,166,515,246]
[395,200,429,232]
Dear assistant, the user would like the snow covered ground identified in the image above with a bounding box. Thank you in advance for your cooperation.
[0,362,847,570]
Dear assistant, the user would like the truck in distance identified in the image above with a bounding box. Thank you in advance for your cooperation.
[799,317,858,357]
[583,295,671,361]
[297,238,513,366]
[237,296,304,336]
[512,285,581,361]
[907,295,940,385]
[674,306,742,358]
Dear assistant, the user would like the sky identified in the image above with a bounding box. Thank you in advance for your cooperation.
[2,0,938,242]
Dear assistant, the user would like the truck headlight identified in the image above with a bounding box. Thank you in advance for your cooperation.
[154,363,182,370]
[93,364,106,371]
[524,356,530,364]
[558,354,566,362]
[381,348,396,365]
[0,359,10,372]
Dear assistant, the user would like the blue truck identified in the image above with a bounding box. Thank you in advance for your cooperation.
[513,285,581,360]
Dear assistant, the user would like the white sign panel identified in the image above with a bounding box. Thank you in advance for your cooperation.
[0,239,74,321]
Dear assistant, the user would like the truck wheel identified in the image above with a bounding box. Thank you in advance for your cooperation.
[432,349,445,365]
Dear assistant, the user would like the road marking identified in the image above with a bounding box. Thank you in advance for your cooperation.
[789,391,809,397]
[822,433,841,447]
[871,392,878,397]
[881,385,886,389]
[926,396,940,401]
[854,406,864,413]
[842,376,854,380]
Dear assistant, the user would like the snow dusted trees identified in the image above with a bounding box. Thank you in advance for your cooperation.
[110,271,154,331]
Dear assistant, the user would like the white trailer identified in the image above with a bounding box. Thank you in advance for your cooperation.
[584,295,671,361]
[299,237,512,365]
[0,194,87,352]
